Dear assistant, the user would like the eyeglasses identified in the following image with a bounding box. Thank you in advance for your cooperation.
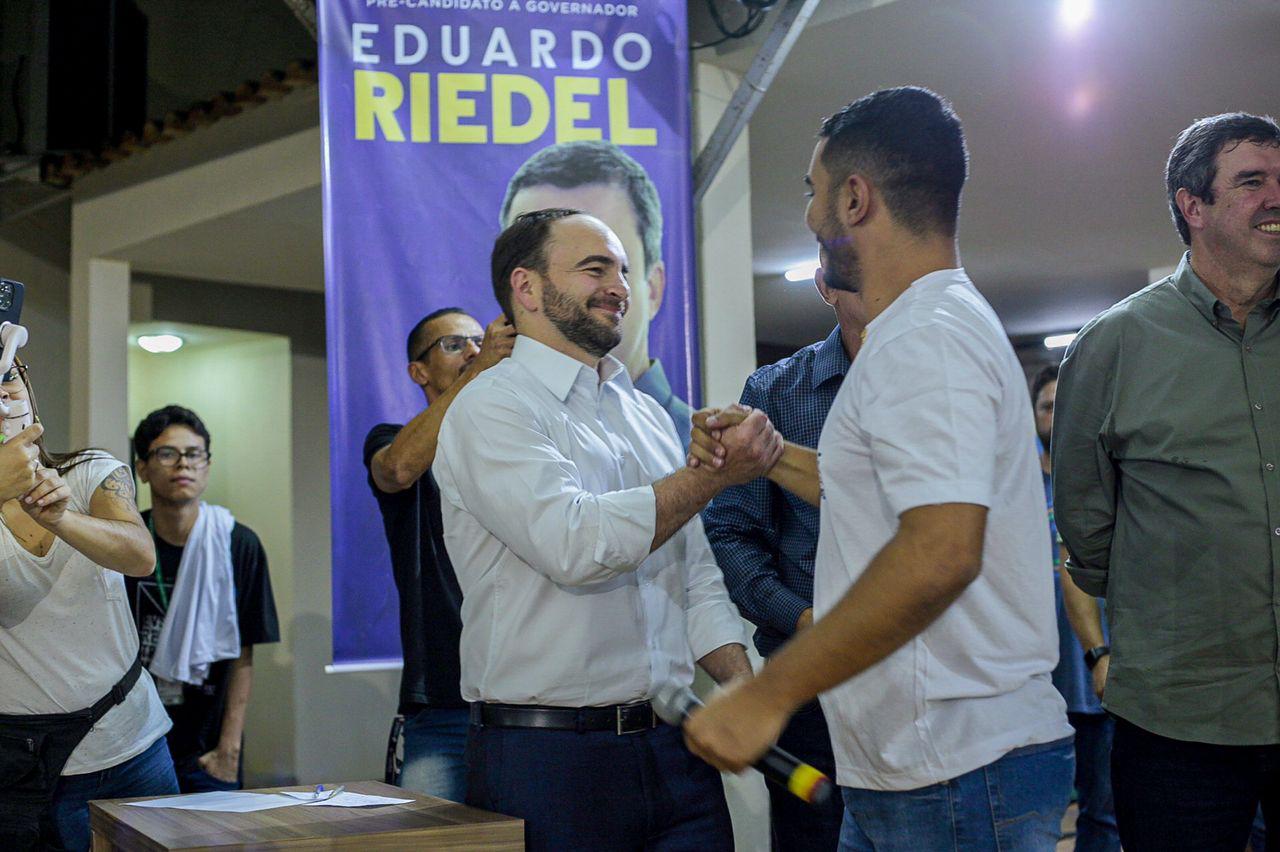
[414,334,484,362]
[146,447,211,468]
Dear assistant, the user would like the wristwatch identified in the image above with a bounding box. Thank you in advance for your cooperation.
[1083,645,1110,671]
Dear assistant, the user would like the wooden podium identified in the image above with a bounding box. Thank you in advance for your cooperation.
[89,780,524,850]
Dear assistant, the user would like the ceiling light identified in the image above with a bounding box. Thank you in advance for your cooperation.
[1058,0,1094,33]
[137,334,184,354]
[784,263,818,282]
[1044,332,1077,350]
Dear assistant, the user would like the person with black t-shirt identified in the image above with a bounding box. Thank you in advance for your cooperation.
[127,405,279,793]
[364,307,514,801]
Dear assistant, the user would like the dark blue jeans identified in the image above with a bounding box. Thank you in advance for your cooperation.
[1111,715,1280,852]
[1068,712,1120,852]
[466,720,734,851]
[838,736,1074,851]
[399,706,469,802]
[771,700,843,850]
[47,736,178,851]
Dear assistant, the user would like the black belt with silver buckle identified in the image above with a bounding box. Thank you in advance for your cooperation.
[470,701,658,735]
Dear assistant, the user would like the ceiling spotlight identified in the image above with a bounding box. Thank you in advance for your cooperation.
[784,263,818,282]
[137,333,184,354]
[1058,0,1094,33]
[1044,332,1077,350]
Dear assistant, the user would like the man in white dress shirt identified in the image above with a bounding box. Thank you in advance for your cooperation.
[682,87,1074,851]
[433,207,781,850]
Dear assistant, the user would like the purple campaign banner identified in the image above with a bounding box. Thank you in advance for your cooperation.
[318,0,697,665]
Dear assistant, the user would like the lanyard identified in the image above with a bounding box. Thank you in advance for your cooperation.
[146,515,170,612]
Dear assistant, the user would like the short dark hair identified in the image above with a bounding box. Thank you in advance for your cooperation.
[406,307,469,362]
[1166,112,1280,245]
[491,208,581,322]
[133,405,211,461]
[818,87,968,238]
[1031,363,1059,405]
[500,141,663,273]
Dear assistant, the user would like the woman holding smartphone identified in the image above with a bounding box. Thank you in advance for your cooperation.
[0,357,177,851]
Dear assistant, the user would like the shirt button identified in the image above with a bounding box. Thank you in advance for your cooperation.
[1275,528,1280,536]
[1268,463,1277,472]
[1246,345,1254,352]
[1255,403,1265,411]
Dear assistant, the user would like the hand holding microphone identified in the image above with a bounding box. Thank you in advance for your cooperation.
[654,681,833,807]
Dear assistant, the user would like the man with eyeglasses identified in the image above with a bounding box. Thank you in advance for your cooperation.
[364,307,515,801]
[127,405,279,793]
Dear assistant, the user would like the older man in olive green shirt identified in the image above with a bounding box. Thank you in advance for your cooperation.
[1054,112,1280,851]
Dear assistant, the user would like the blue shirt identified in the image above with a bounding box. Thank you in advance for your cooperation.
[1045,465,1105,715]
[633,358,692,451]
[703,327,850,656]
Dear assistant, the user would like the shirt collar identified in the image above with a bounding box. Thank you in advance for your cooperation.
[1172,250,1280,324]
[632,359,672,407]
[811,326,851,390]
[512,335,627,402]
[1172,251,1223,325]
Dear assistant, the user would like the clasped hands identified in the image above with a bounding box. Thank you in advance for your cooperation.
[680,406,800,772]
[686,404,782,485]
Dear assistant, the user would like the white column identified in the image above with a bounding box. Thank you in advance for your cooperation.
[691,61,770,852]
[694,63,758,408]
[70,257,131,460]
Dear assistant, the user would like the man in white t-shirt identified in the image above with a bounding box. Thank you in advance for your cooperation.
[0,365,175,850]
[683,87,1073,851]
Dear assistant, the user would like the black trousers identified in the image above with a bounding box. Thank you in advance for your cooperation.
[771,700,843,851]
[1111,715,1280,852]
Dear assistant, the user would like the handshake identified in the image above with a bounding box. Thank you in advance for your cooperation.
[686,404,784,486]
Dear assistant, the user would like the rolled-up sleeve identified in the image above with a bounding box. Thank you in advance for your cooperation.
[860,329,999,516]
[438,385,656,586]
[1052,318,1118,596]
[679,514,747,660]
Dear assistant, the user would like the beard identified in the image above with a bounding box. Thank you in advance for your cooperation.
[542,277,624,358]
[817,204,862,293]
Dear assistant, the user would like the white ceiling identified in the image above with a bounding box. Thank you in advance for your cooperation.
[734,0,1280,342]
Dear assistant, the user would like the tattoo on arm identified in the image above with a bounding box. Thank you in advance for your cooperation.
[98,466,143,519]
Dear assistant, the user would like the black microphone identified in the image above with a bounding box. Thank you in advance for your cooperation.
[654,682,833,807]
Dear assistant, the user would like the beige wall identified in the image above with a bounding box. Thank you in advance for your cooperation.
[287,351,399,785]
[695,63,760,410]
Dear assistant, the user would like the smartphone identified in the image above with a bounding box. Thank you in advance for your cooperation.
[0,279,24,326]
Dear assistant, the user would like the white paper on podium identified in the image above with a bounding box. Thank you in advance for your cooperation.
[125,791,301,813]
[125,789,414,812]
[301,792,413,808]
